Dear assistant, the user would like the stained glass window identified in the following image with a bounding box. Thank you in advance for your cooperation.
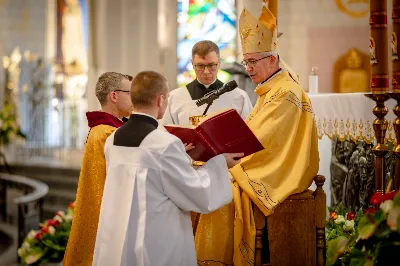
[177,0,237,87]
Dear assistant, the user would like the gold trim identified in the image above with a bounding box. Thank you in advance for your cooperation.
[335,0,369,18]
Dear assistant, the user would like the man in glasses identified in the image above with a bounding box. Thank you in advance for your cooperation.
[162,40,253,126]
[196,6,320,266]
[63,72,133,266]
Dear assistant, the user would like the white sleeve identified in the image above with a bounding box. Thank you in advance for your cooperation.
[160,139,232,213]
[240,90,253,119]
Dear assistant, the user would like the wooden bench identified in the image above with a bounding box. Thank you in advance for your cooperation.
[254,175,326,266]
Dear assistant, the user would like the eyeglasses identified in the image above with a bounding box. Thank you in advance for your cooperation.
[193,63,219,71]
[241,56,270,67]
[113,90,130,94]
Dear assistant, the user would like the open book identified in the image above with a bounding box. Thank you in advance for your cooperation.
[164,109,264,162]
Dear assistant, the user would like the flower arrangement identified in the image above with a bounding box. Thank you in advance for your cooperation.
[0,104,25,147]
[18,202,75,265]
[326,202,363,243]
[326,190,400,266]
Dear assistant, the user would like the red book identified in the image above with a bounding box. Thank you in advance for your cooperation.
[164,109,264,162]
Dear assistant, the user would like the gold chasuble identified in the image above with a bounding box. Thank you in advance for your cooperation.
[195,6,319,266]
[230,71,319,265]
[63,112,124,266]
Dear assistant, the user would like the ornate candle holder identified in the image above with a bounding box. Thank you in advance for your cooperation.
[365,93,391,194]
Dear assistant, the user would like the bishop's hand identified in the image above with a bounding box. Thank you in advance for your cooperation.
[223,153,244,168]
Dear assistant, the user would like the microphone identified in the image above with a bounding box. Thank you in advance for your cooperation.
[195,80,238,107]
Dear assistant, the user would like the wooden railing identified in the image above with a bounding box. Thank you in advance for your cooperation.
[0,173,48,248]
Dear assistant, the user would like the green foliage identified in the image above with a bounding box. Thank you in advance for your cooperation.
[326,191,400,266]
[0,104,25,146]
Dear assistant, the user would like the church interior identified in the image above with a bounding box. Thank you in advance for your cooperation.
[1,0,400,265]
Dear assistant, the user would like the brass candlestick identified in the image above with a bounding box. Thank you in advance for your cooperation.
[366,0,390,194]
[365,93,390,194]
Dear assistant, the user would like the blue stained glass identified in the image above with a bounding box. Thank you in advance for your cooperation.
[177,0,237,87]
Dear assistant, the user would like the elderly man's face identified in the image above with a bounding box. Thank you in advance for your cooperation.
[243,52,277,84]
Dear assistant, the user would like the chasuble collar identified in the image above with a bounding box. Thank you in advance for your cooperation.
[86,111,125,128]
[255,71,289,96]
[186,79,224,100]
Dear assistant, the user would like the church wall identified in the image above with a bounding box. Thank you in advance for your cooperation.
[241,0,379,93]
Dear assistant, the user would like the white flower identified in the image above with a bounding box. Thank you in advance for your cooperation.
[25,253,41,264]
[343,220,355,231]
[17,247,24,257]
[48,226,56,235]
[335,215,345,224]
[64,214,73,222]
[54,215,63,223]
[56,211,65,218]
[380,200,393,213]
[27,230,36,240]
[22,242,31,250]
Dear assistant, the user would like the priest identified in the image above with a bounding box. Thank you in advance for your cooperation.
[195,6,320,266]
[63,72,133,266]
[92,71,244,266]
[162,40,253,125]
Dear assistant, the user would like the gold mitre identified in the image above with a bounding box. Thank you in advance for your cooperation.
[239,6,278,54]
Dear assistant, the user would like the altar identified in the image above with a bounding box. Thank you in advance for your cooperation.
[309,93,397,208]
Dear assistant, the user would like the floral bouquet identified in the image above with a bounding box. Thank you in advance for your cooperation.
[326,190,400,266]
[326,202,363,243]
[18,202,75,265]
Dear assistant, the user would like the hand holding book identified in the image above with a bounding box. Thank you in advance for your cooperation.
[165,109,264,162]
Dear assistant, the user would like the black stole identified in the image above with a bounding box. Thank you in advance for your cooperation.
[186,79,224,100]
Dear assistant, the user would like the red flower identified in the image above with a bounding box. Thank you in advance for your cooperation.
[370,190,398,205]
[35,231,42,240]
[364,207,377,215]
[329,211,338,222]
[47,219,61,227]
[68,202,75,209]
[41,226,49,234]
[346,212,356,220]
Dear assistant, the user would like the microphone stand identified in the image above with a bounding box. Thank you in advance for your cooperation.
[202,100,214,116]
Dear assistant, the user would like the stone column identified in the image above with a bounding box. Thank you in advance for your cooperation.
[87,0,160,112]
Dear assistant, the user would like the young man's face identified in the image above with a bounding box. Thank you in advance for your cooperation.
[192,51,220,85]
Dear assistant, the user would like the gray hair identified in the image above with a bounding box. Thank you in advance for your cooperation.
[95,72,131,106]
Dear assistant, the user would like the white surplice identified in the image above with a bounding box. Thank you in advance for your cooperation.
[161,85,253,125]
[92,129,233,266]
